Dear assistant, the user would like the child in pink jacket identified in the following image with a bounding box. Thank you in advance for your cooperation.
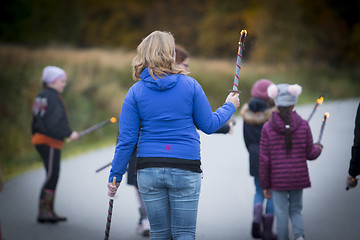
[259,84,323,240]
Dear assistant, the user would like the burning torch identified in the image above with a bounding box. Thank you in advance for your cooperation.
[317,112,329,144]
[230,30,247,93]
[307,95,324,122]
[79,117,117,137]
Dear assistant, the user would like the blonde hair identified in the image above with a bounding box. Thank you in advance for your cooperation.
[132,31,187,80]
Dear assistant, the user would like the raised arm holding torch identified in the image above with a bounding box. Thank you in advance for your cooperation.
[307,95,324,122]
[230,30,247,93]
[317,112,329,144]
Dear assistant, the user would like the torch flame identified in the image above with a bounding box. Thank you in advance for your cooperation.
[241,29,248,37]
[110,117,117,123]
[325,112,330,118]
[317,96,324,105]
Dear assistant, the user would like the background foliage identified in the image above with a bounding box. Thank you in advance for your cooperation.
[1,0,360,67]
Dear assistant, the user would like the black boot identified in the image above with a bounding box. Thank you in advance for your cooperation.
[262,214,277,240]
[252,204,263,238]
[37,189,67,223]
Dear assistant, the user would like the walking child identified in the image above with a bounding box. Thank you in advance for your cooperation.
[31,66,80,223]
[240,79,277,239]
[259,84,323,240]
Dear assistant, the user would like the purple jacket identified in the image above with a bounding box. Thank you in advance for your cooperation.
[259,111,322,191]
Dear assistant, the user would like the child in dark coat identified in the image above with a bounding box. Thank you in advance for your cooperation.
[240,79,276,239]
[32,66,80,223]
[259,84,323,240]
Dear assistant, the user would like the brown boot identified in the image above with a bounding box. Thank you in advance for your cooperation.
[37,189,67,223]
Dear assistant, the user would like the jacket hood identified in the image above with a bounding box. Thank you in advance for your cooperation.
[268,111,303,134]
[240,98,275,125]
[140,67,178,91]
[249,98,267,112]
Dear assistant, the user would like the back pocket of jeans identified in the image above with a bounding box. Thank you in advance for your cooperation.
[137,169,155,194]
[171,170,201,197]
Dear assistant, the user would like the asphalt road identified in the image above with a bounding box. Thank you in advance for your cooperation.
[1,99,359,240]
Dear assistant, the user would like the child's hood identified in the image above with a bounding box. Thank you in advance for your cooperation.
[240,98,275,125]
[268,111,303,134]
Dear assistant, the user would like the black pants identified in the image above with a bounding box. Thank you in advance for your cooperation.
[35,144,61,194]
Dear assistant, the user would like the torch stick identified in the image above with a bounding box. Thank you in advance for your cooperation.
[307,95,324,122]
[317,112,330,143]
[230,30,247,93]
[104,177,117,240]
[96,162,112,173]
[79,117,117,137]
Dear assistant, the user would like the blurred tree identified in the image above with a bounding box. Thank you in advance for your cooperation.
[0,0,358,69]
[299,0,348,67]
[244,0,312,65]
[79,0,150,48]
[0,0,83,45]
[196,0,250,57]
[326,0,360,68]
[142,0,208,54]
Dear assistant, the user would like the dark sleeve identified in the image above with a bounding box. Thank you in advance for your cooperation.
[244,122,263,177]
[349,102,360,177]
[243,122,262,152]
[215,123,230,134]
[44,93,72,139]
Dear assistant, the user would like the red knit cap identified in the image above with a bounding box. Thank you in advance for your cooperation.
[251,79,273,100]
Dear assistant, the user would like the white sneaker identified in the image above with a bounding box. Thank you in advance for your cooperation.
[137,218,150,237]
[295,236,305,240]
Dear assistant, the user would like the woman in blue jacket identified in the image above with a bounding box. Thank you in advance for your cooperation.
[108,30,240,239]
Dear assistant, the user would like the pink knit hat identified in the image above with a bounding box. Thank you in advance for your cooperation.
[251,79,273,100]
[42,66,67,84]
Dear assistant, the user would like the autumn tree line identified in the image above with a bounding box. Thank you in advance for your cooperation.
[1,0,360,70]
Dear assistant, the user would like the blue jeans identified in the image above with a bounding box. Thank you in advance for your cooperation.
[254,178,274,214]
[272,190,304,240]
[137,168,201,240]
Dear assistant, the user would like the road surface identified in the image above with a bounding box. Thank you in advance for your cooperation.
[1,99,359,240]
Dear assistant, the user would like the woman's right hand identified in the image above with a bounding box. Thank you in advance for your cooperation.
[107,181,120,197]
[225,92,240,109]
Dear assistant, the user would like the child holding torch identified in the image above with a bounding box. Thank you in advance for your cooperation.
[31,66,80,223]
[107,30,239,239]
[240,79,277,239]
[259,83,323,240]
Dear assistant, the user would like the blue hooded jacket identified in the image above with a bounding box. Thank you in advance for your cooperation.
[109,68,236,182]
